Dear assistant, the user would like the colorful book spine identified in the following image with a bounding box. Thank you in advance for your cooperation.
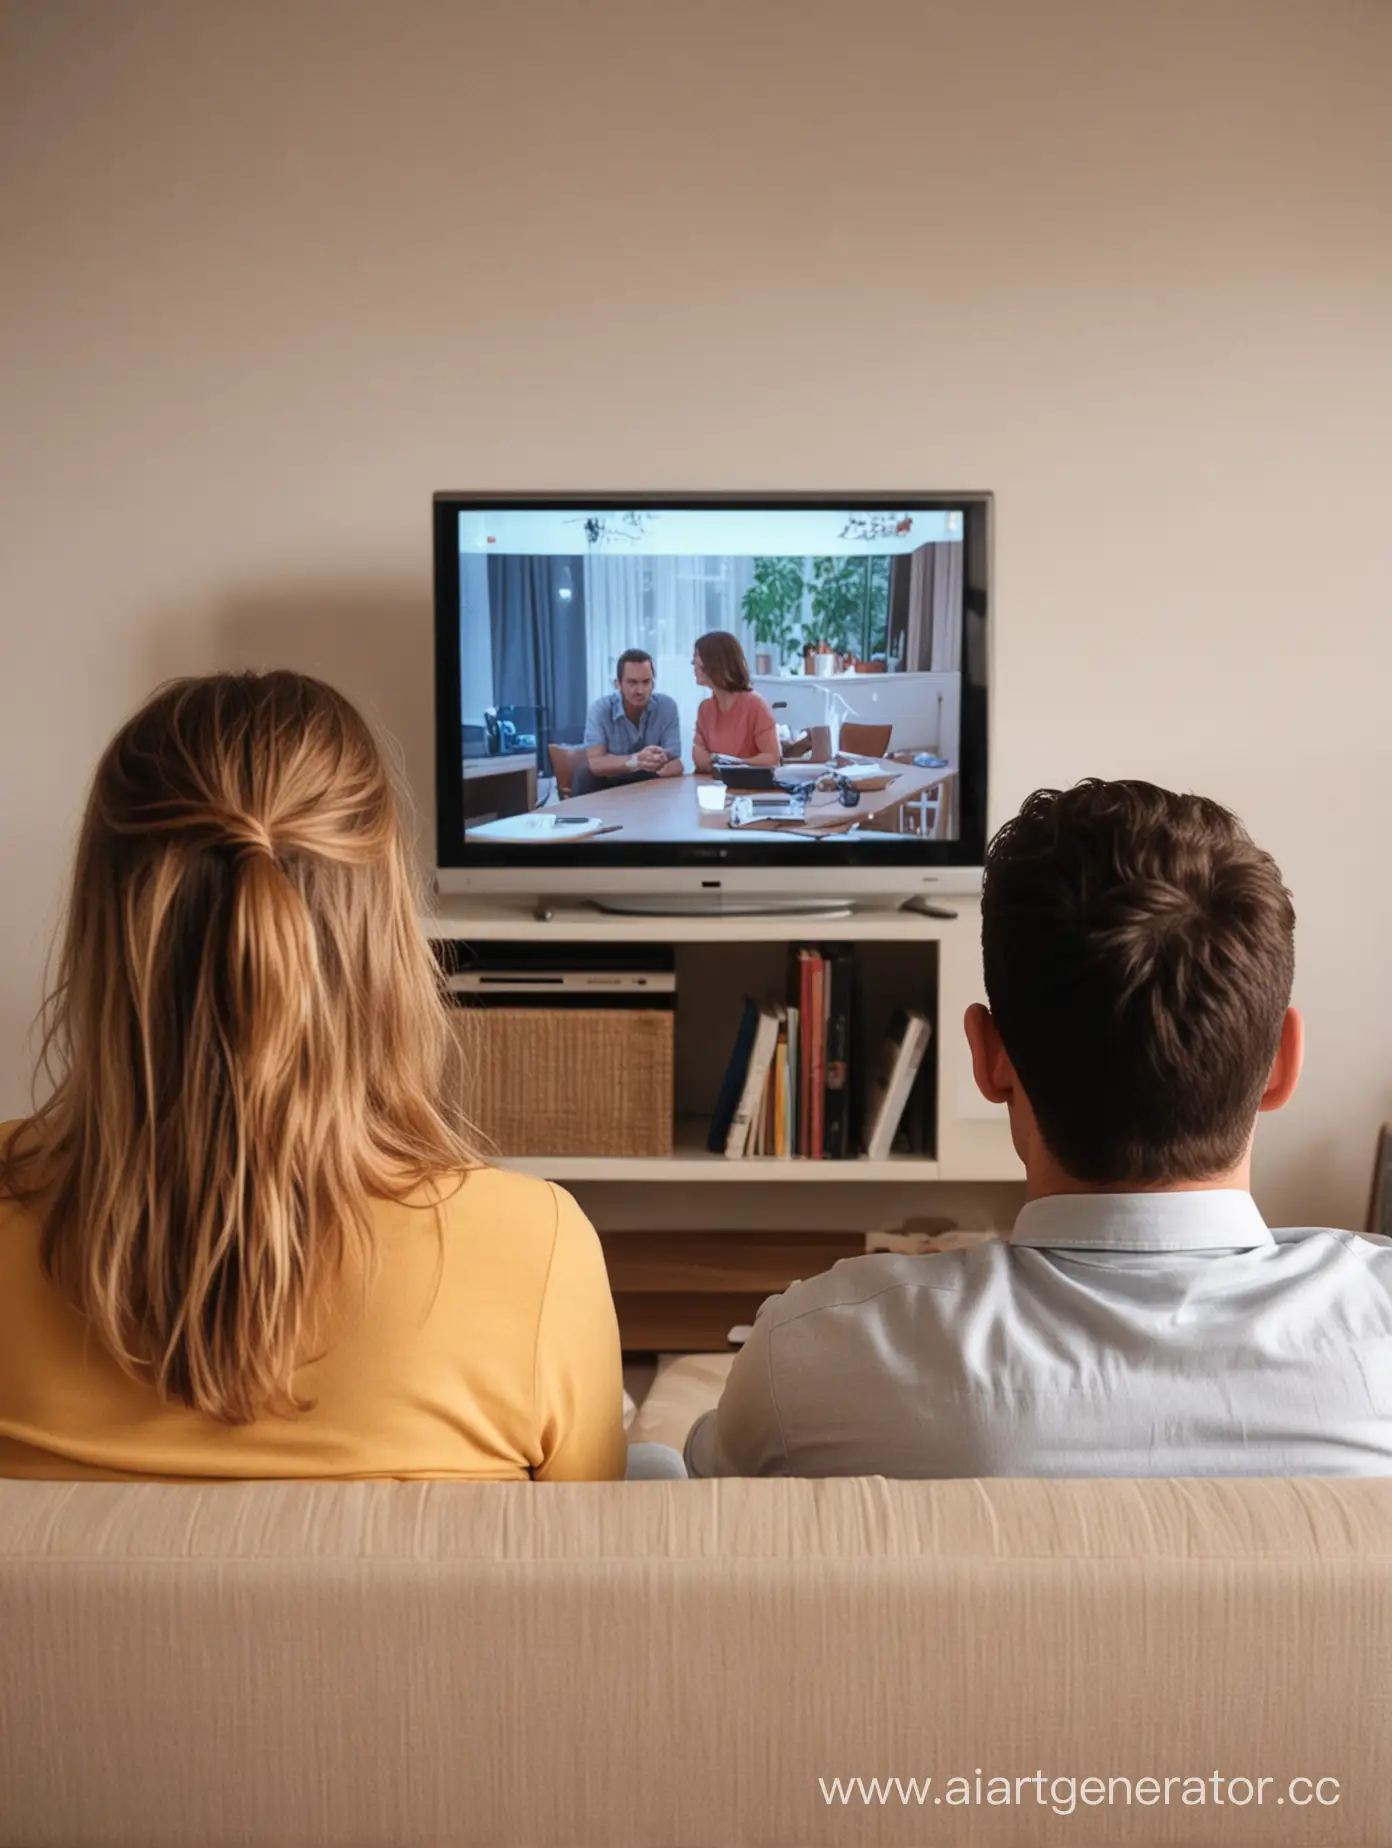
[773,1028,788,1158]
[822,949,853,1159]
[726,1007,781,1158]
[784,1005,799,1158]
[797,950,814,1157]
[708,997,759,1154]
[810,953,826,1159]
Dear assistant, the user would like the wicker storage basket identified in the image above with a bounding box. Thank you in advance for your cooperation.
[451,1005,674,1158]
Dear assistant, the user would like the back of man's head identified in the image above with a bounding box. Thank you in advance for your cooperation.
[981,779,1296,1186]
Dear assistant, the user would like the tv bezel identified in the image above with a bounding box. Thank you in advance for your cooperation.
[433,491,991,894]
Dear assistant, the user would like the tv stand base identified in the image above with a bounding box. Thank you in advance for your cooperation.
[585,894,856,919]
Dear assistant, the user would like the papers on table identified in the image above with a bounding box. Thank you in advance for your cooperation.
[465,811,612,843]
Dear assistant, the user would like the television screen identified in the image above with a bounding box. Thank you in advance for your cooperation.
[434,496,988,884]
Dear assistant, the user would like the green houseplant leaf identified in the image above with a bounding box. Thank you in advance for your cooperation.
[741,556,808,656]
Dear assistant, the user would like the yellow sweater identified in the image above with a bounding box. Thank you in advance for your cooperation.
[0,1143,625,1482]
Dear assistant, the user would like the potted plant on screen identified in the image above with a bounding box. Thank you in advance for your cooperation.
[741,556,808,673]
[807,556,892,669]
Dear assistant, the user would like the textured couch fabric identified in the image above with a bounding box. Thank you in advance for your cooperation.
[2,1476,1391,1847]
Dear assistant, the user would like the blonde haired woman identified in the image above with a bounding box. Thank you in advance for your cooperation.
[0,672,627,1481]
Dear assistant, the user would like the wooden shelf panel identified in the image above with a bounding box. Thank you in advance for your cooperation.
[613,1293,764,1353]
[602,1229,863,1293]
[426,900,972,945]
[496,1118,940,1183]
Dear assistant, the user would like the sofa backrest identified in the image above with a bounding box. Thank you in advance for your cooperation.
[3,1475,1390,1846]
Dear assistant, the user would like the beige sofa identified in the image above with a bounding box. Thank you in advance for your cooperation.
[3,1474,1391,1847]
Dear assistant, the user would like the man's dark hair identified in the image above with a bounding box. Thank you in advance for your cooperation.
[981,779,1295,1185]
[615,649,654,680]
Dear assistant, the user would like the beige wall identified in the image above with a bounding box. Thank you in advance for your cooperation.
[2,0,1389,1226]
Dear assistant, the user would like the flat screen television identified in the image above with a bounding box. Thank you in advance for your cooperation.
[434,493,990,912]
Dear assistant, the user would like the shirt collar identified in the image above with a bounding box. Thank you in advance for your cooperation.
[1010,1190,1274,1253]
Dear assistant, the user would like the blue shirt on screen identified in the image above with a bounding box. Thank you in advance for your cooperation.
[583,691,682,760]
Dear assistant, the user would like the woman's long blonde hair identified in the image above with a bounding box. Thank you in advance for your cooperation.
[0,671,477,1424]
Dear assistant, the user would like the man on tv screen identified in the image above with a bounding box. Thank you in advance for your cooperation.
[576,649,684,796]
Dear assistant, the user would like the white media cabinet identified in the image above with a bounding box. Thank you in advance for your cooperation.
[425,898,1023,1226]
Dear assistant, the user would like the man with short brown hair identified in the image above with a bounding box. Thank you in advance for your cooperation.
[575,650,684,795]
[687,779,1392,1479]
[969,779,1299,1189]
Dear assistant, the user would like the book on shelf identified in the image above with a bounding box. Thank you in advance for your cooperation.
[809,952,826,1159]
[822,947,855,1161]
[786,944,853,1161]
[795,949,813,1157]
[707,997,760,1154]
[711,945,930,1164]
[772,1024,789,1158]
[725,1004,782,1159]
[863,1010,933,1161]
[784,1003,799,1157]
[753,1028,776,1159]
[760,1007,788,1157]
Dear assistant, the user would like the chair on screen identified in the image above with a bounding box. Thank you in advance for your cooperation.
[547,743,587,800]
[784,723,834,762]
[862,784,947,841]
[838,722,892,758]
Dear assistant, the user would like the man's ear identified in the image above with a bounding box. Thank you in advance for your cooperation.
[1258,1006,1304,1114]
[963,1003,1016,1106]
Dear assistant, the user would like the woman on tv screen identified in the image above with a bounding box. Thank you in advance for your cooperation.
[690,630,782,773]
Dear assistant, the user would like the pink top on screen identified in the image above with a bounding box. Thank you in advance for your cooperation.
[694,691,779,762]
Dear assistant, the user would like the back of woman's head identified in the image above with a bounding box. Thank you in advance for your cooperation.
[2,671,476,1423]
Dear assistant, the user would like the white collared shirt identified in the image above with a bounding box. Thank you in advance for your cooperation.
[685,1193,1392,1479]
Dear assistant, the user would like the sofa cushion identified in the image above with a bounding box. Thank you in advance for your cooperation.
[4,1476,1391,1846]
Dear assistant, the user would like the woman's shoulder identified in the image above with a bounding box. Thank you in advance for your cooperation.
[394,1165,588,1252]
[382,1168,600,1311]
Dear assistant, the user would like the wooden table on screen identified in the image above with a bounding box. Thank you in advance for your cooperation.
[464,763,958,845]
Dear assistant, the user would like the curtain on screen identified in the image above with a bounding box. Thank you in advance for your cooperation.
[486,556,589,752]
[901,543,965,672]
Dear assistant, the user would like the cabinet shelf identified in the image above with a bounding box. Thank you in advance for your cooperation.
[495,1118,940,1183]
[425,899,961,945]
[430,898,1018,1186]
